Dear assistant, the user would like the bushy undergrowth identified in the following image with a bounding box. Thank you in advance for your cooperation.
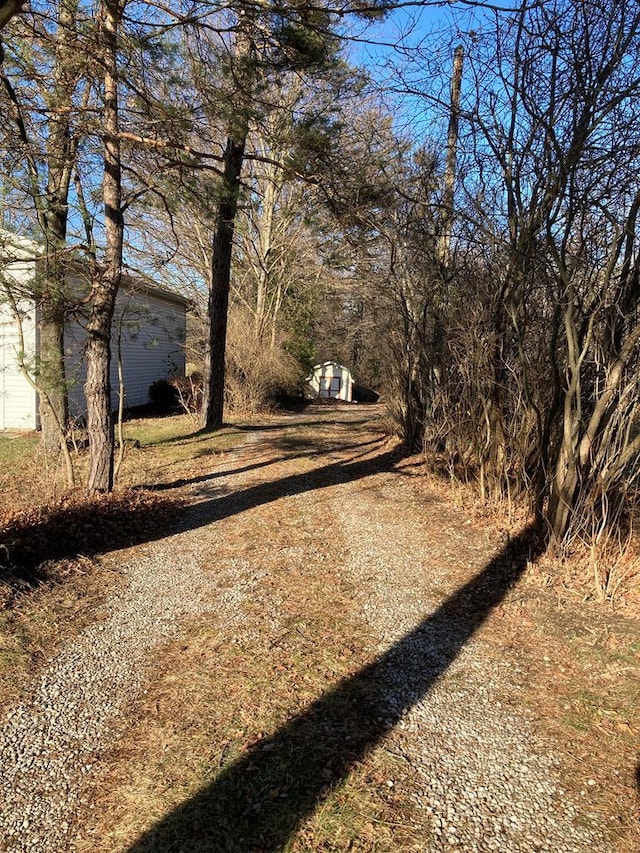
[149,375,203,415]
[224,309,306,414]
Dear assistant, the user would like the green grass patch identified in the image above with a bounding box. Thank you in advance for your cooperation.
[123,415,246,458]
[123,413,204,447]
[113,416,249,490]
[0,432,39,468]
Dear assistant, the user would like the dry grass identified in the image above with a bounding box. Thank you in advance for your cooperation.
[395,459,640,852]
[0,555,118,711]
[74,425,422,852]
[1,407,639,852]
[475,578,640,851]
[0,432,68,513]
[0,413,249,717]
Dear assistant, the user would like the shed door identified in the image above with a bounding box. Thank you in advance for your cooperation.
[329,377,341,397]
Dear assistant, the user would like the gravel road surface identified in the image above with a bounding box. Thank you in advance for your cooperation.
[0,408,623,852]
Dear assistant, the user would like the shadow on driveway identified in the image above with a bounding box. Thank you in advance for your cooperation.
[144,437,385,493]
[0,427,396,589]
[125,523,544,852]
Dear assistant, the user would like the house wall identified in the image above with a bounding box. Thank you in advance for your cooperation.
[65,286,187,420]
[1,228,187,429]
[0,247,39,430]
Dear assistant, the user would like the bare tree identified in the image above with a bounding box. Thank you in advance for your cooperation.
[84,0,123,493]
[0,0,92,454]
[473,1,640,546]
[394,0,640,580]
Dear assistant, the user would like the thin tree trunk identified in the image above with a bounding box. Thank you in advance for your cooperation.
[254,154,283,342]
[114,327,126,481]
[86,0,122,493]
[38,246,69,455]
[6,286,75,486]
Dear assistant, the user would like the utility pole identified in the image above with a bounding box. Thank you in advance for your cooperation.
[438,44,464,267]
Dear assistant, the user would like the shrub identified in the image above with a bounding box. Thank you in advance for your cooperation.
[224,309,305,414]
[172,373,203,414]
[149,375,203,415]
[149,379,180,414]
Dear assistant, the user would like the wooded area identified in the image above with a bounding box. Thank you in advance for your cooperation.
[1,0,639,599]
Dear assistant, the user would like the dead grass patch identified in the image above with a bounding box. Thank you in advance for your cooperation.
[0,413,249,717]
[338,444,640,852]
[0,489,181,717]
[0,553,122,713]
[474,566,640,852]
[2,406,639,851]
[73,424,422,853]
[76,618,419,852]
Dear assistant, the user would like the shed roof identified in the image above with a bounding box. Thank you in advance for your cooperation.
[310,361,352,372]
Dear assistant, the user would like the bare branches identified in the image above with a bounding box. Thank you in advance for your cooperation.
[0,0,26,30]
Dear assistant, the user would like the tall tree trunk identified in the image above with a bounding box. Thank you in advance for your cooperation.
[201,21,254,430]
[201,132,247,429]
[0,0,25,30]
[86,0,122,493]
[38,262,68,453]
[2,0,79,453]
[38,0,78,449]
[39,172,73,453]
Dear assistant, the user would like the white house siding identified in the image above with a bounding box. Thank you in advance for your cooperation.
[1,228,187,428]
[0,244,40,430]
[308,362,353,402]
[65,285,187,420]
[115,288,186,408]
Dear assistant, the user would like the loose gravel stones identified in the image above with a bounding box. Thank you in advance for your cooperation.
[0,442,261,853]
[331,464,613,852]
[0,547,263,853]
[0,410,622,851]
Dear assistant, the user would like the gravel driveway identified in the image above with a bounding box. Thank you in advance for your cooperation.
[0,406,630,852]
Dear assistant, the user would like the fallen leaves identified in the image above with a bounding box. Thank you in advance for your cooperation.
[0,489,183,587]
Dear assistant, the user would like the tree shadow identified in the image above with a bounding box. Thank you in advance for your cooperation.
[0,438,401,585]
[231,417,360,433]
[135,412,376,450]
[144,437,386,493]
[0,491,181,590]
[126,523,545,853]
[128,417,329,451]
[139,456,288,492]
[174,444,404,532]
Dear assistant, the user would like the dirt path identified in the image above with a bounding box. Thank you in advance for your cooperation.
[1,406,638,852]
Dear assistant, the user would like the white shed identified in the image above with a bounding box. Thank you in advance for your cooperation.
[307,361,353,402]
[0,234,188,430]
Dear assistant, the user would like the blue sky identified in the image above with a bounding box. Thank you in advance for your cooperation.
[342,2,484,135]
